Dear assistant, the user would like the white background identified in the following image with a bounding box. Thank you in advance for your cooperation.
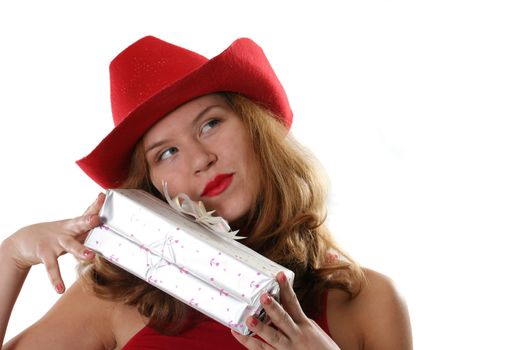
[1,1,524,349]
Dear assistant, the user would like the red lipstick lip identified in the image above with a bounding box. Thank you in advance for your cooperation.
[201,173,234,197]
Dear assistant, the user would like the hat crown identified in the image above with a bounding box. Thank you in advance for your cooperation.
[110,36,208,126]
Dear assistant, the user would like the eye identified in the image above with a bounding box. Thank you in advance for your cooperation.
[158,146,178,161]
[201,118,221,134]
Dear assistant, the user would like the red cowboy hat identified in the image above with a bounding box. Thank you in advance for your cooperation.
[76,36,292,188]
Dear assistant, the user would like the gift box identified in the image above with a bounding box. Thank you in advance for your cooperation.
[84,188,294,335]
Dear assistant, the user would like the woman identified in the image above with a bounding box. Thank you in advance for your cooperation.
[0,36,412,349]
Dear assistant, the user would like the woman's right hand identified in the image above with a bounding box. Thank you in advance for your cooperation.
[1,193,105,294]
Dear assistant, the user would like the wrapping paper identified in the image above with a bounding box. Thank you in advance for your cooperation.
[84,189,294,335]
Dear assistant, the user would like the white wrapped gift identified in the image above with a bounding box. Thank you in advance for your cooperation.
[84,188,294,335]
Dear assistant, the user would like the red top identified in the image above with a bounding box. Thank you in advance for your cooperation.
[123,293,331,350]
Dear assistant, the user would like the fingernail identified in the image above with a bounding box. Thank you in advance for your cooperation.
[55,282,64,294]
[248,316,258,327]
[97,193,105,202]
[83,249,95,258]
[262,293,272,305]
[277,271,287,283]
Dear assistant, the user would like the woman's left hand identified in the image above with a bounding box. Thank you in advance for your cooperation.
[231,271,340,349]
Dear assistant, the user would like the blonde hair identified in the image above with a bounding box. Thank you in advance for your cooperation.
[79,93,364,334]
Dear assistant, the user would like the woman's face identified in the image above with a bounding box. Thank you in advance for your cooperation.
[143,94,261,226]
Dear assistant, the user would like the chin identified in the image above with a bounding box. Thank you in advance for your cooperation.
[215,207,248,228]
[217,209,241,224]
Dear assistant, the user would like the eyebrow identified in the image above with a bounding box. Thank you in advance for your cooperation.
[144,104,223,155]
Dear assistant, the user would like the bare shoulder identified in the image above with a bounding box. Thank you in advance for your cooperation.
[326,268,412,350]
[69,279,147,349]
[4,278,117,350]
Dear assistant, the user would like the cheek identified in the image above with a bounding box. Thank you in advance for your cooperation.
[240,153,262,203]
[248,173,261,203]
[150,168,185,197]
[244,146,262,188]
[149,168,167,191]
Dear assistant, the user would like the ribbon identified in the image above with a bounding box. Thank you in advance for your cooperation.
[99,222,177,281]
[162,180,245,240]
[143,232,178,280]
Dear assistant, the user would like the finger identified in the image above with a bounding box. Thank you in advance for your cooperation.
[277,271,307,322]
[58,235,96,260]
[259,292,299,338]
[83,192,106,215]
[325,251,339,264]
[40,252,65,294]
[76,230,91,243]
[245,315,291,348]
[64,213,102,235]
[231,328,273,350]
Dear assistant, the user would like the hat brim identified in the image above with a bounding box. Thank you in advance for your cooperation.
[76,38,292,188]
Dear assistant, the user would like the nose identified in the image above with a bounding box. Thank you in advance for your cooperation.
[190,144,217,174]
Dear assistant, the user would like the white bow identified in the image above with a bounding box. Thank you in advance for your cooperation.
[162,180,245,240]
